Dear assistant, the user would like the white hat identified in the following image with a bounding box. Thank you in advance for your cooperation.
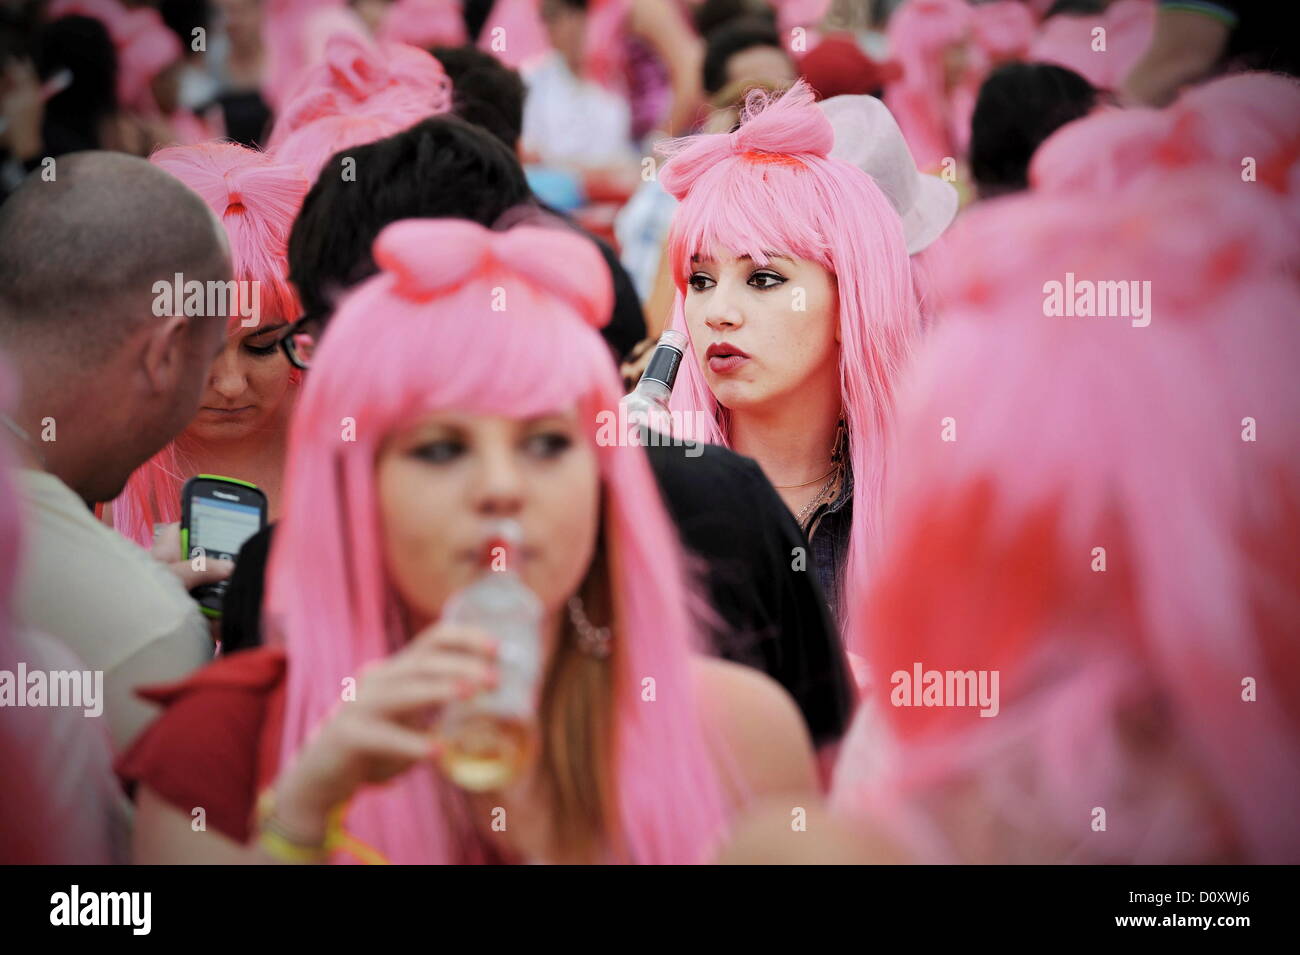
[818,94,959,255]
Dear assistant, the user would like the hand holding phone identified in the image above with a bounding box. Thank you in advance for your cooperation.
[180,475,268,618]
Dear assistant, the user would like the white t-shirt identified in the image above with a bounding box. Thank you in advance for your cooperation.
[13,469,213,753]
[522,51,636,168]
[5,628,131,863]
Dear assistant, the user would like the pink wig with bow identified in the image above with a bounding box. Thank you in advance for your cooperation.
[265,218,732,864]
[831,173,1300,863]
[111,142,308,548]
[49,0,182,112]
[267,33,452,150]
[658,80,921,630]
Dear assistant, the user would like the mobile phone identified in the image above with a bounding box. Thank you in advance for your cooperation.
[180,474,267,619]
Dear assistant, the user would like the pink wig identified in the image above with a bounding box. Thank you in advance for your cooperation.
[260,0,370,112]
[267,33,451,151]
[49,0,182,112]
[657,81,921,630]
[1029,0,1155,91]
[1032,73,1300,250]
[831,174,1300,863]
[883,0,973,170]
[272,110,416,185]
[1173,72,1300,202]
[1029,105,1198,193]
[378,0,468,48]
[111,142,308,548]
[265,219,732,864]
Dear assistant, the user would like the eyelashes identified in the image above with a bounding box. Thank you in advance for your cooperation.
[409,432,574,465]
[687,269,788,291]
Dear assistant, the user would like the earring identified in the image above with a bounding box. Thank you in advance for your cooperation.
[830,414,847,464]
[568,596,612,660]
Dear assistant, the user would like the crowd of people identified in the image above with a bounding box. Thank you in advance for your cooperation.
[0,0,1296,865]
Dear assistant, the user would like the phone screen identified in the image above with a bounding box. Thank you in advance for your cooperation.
[190,493,262,561]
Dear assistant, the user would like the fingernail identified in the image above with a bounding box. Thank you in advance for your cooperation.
[457,678,476,700]
[485,637,499,658]
[485,667,499,689]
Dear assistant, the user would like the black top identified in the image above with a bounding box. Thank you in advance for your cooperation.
[222,442,854,746]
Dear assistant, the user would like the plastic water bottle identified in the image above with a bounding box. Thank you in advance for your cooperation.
[436,519,543,792]
[620,329,688,437]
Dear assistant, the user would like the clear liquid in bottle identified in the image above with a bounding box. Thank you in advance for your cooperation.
[436,519,543,792]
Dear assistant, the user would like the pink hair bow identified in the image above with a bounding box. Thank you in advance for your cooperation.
[658,80,833,200]
[373,220,613,330]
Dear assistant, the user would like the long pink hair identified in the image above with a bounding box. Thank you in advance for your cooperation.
[265,219,733,864]
[658,80,921,631]
[111,142,307,548]
[831,174,1300,863]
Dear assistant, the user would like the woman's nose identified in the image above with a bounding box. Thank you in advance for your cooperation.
[207,347,246,401]
[472,443,525,518]
[703,281,744,331]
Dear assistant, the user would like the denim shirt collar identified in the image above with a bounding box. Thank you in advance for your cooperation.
[808,465,854,630]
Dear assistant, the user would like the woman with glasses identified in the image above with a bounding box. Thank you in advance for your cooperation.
[120,219,817,863]
[109,142,308,546]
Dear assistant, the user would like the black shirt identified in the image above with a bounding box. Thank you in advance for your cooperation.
[222,441,854,746]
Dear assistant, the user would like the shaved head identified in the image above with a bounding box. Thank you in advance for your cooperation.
[0,152,233,501]
[0,151,231,365]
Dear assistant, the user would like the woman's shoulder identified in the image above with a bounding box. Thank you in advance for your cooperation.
[116,648,288,843]
[691,656,819,798]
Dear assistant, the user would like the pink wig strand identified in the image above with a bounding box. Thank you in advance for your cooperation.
[267,33,451,151]
[111,142,308,548]
[378,0,468,48]
[832,174,1300,863]
[656,80,921,633]
[265,218,732,864]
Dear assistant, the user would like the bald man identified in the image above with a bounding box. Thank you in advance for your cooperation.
[0,152,231,755]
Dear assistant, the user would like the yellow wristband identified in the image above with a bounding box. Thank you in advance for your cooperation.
[255,790,391,865]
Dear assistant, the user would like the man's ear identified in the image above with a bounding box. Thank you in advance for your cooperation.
[140,314,189,395]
